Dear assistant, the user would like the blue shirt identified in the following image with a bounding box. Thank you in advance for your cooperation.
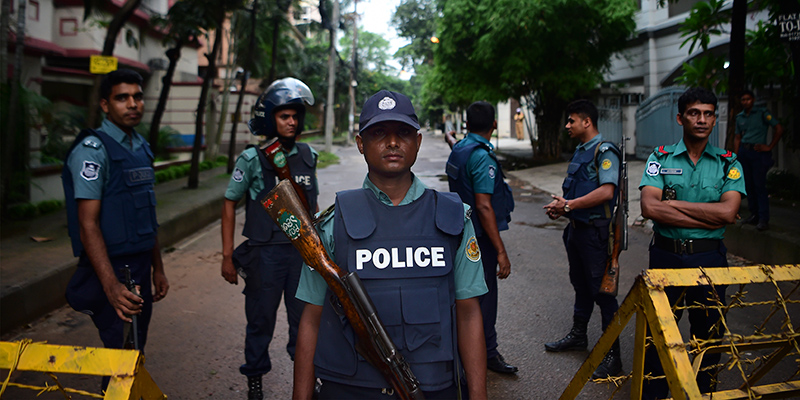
[573,134,620,188]
[66,118,146,200]
[453,133,498,194]
[295,174,488,305]
[225,144,319,202]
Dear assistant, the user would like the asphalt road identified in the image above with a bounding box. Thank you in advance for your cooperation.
[2,132,794,399]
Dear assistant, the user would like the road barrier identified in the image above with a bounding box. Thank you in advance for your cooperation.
[560,264,800,400]
[0,340,165,399]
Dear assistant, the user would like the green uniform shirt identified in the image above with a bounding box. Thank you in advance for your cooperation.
[295,174,488,305]
[66,118,146,200]
[735,107,779,144]
[455,132,498,194]
[639,139,746,240]
[224,144,319,202]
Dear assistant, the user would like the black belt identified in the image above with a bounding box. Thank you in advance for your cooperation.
[653,233,720,255]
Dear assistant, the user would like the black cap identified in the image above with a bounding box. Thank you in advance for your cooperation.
[359,90,420,133]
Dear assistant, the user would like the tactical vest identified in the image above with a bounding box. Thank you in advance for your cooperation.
[562,141,619,224]
[63,129,157,257]
[315,189,463,391]
[242,143,318,245]
[446,140,514,237]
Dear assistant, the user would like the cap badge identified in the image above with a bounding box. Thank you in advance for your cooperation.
[378,97,396,110]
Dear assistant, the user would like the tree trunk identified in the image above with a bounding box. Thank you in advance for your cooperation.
[0,0,10,85]
[149,43,183,157]
[228,0,258,174]
[188,24,223,189]
[87,0,143,128]
[269,15,280,83]
[324,0,339,153]
[210,19,237,163]
[724,0,747,151]
[535,92,566,160]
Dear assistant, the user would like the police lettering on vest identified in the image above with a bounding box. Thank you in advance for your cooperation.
[354,246,447,270]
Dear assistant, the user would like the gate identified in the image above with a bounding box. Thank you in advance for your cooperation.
[598,107,623,145]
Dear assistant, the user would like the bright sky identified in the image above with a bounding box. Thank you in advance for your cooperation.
[347,0,412,78]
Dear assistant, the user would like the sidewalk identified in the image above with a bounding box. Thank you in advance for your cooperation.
[2,135,798,335]
[1,166,232,334]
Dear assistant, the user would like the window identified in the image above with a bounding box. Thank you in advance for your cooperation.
[668,0,702,18]
[28,0,38,21]
[60,18,78,36]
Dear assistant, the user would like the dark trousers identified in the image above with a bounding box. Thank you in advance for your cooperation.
[738,146,772,223]
[477,235,499,358]
[238,242,304,377]
[563,222,619,330]
[642,244,728,400]
[320,380,466,400]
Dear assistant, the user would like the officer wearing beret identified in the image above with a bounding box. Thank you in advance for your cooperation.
[293,90,489,399]
[220,78,318,400]
[733,89,783,231]
[543,99,623,379]
[446,101,518,374]
[63,69,169,361]
[640,88,745,399]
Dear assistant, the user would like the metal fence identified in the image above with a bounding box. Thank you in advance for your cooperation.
[598,107,623,145]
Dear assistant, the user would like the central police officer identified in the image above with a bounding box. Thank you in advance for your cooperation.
[543,99,623,379]
[640,88,745,399]
[293,90,489,399]
[220,78,318,400]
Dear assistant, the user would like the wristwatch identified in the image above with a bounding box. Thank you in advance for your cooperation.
[563,200,571,213]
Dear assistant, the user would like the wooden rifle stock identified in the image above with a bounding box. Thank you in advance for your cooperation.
[262,138,311,211]
[599,138,628,296]
[261,180,425,400]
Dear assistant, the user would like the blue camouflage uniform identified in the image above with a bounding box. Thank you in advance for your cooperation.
[445,132,514,360]
[225,143,319,377]
[295,175,487,398]
[62,118,157,350]
[736,106,779,224]
[639,139,746,399]
[561,134,620,331]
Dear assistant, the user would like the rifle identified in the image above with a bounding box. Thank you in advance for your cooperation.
[261,180,425,400]
[122,266,140,350]
[599,137,628,296]
[262,137,311,212]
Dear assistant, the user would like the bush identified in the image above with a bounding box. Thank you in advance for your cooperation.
[37,199,63,215]
[7,203,39,220]
[215,155,228,164]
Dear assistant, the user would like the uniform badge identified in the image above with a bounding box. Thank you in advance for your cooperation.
[488,165,496,179]
[278,211,301,240]
[232,167,245,182]
[728,167,742,180]
[660,168,683,175]
[465,236,481,262]
[80,161,101,181]
[273,151,287,168]
[601,159,612,170]
[646,161,661,177]
[766,114,772,121]
[378,97,396,110]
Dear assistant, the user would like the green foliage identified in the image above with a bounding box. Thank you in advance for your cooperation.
[7,203,38,220]
[675,54,729,93]
[391,0,439,73]
[36,199,64,215]
[316,151,340,169]
[136,123,183,159]
[744,21,794,90]
[678,0,729,54]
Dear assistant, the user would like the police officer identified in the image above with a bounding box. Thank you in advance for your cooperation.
[446,101,518,374]
[293,90,489,400]
[640,88,745,399]
[734,89,783,231]
[63,69,169,357]
[542,99,622,379]
[220,78,318,400]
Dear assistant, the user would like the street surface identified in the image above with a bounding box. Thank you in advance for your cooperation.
[2,132,792,399]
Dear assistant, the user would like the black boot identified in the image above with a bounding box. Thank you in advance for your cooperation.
[247,375,263,400]
[592,340,623,379]
[545,317,588,352]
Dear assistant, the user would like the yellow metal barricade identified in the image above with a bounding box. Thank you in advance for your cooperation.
[560,264,800,400]
[0,340,166,399]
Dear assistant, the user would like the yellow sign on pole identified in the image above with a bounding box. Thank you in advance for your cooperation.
[90,55,118,74]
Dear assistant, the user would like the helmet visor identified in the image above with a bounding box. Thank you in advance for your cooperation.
[266,77,315,107]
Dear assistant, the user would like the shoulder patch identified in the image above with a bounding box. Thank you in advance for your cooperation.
[82,139,101,149]
[488,164,496,179]
[232,167,245,182]
[601,159,612,170]
[727,167,742,180]
[80,161,101,181]
[465,236,481,262]
[766,113,773,121]
[646,161,661,177]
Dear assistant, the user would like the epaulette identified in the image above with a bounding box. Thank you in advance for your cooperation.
[82,138,102,149]
[720,150,736,161]
[240,146,257,161]
[652,144,674,158]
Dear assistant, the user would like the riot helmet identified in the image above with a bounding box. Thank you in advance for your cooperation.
[248,77,315,139]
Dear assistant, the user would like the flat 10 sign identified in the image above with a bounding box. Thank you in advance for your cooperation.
[90,55,118,74]
[778,13,799,42]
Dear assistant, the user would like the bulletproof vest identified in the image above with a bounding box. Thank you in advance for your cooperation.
[242,143,318,245]
[562,141,619,224]
[446,140,514,237]
[63,129,157,257]
[314,189,463,391]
